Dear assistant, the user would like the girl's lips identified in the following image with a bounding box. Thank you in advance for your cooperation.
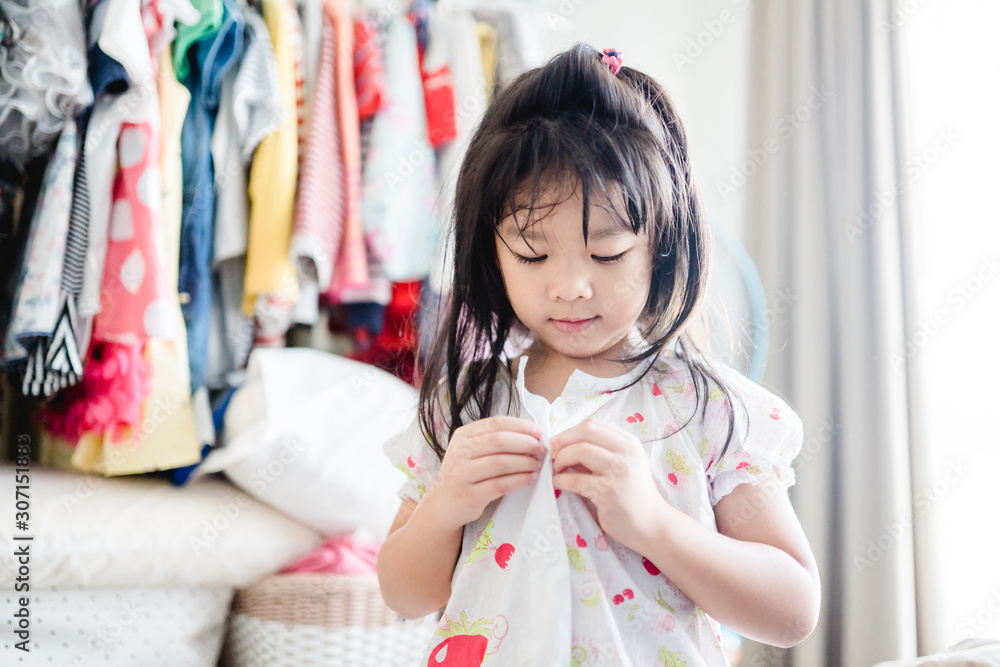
[551,317,597,333]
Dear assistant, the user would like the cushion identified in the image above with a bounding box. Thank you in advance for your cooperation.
[1,586,232,665]
[194,348,415,538]
[0,464,322,589]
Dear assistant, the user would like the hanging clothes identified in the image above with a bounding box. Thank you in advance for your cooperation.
[79,0,147,355]
[470,4,544,91]
[0,0,92,175]
[321,0,369,302]
[298,0,325,127]
[207,3,284,388]
[354,14,439,283]
[430,7,487,294]
[40,0,199,476]
[149,0,201,58]
[411,0,457,149]
[353,11,385,121]
[476,21,498,104]
[178,0,245,398]
[5,120,79,388]
[62,0,170,442]
[290,14,345,324]
[173,0,224,83]
[242,0,300,334]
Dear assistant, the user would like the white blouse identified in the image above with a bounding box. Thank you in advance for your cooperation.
[384,348,803,666]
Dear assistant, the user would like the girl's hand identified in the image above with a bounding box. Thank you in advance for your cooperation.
[424,416,546,530]
[550,420,669,551]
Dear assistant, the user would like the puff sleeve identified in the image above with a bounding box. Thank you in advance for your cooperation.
[382,413,444,504]
[693,363,804,506]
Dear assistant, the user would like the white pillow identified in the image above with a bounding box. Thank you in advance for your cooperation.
[196,348,415,538]
[0,465,321,589]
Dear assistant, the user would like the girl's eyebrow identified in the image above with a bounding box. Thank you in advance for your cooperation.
[501,224,629,242]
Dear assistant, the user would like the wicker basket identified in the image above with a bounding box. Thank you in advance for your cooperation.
[220,573,437,667]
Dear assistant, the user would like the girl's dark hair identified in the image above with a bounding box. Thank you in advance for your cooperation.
[418,42,748,460]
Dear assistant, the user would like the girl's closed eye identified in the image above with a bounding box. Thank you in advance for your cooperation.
[511,250,630,265]
[513,253,547,265]
[593,250,629,264]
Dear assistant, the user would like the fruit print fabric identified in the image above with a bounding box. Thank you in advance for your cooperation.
[384,347,804,665]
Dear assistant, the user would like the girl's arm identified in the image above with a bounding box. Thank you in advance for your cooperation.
[633,479,821,648]
[376,495,463,620]
[550,420,820,648]
[377,416,546,619]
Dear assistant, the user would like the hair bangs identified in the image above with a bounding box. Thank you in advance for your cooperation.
[484,115,672,253]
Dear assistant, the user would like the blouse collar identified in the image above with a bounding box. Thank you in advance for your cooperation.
[514,353,654,400]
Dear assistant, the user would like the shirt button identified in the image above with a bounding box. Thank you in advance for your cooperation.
[178,292,191,304]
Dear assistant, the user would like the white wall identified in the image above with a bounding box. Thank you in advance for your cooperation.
[535,0,752,239]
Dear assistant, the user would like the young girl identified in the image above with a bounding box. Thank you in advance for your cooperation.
[377,43,820,666]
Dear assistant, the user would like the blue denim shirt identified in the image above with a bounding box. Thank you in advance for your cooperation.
[178,0,244,393]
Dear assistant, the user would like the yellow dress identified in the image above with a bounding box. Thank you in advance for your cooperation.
[242,0,300,314]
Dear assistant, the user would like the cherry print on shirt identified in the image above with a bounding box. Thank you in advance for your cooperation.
[576,535,587,548]
[652,383,662,396]
[494,544,515,569]
[642,556,661,576]
[665,451,692,486]
[625,412,644,424]
[466,520,516,570]
[613,588,642,620]
[770,407,781,420]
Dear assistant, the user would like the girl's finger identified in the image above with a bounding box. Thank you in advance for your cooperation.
[550,420,631,455]
[460,416,542,439]
[481,471,539,501]
[467,431,546,458]
[552,471,605,501]
[552,442,623,477]
[467,453,543,483]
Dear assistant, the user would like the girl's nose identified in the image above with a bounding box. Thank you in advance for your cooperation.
[548,270,593,302]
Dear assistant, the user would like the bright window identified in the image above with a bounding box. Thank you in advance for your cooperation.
[899,0,1000,646]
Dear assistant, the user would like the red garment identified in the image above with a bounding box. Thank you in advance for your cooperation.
[353,12,385,120]
[348,281,420,384]
[42,342,152,444]
[421,63,457,148]
[408,13,456,148]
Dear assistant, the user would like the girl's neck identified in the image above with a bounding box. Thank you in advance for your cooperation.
[514,334,645,403]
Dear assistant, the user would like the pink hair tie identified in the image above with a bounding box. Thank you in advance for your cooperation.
[602,48,623,75]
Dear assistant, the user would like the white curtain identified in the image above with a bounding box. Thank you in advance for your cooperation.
[742,1,920,665]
